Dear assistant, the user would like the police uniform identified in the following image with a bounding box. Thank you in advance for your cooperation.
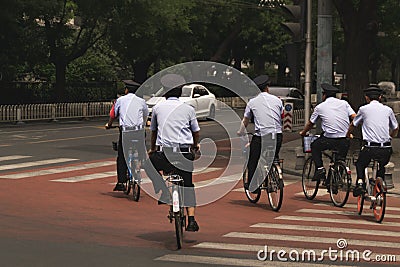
[113,80,148,190]
[244,75,284,191]
[145,74,200,208]
[310,83,355,173]
[353,87,399,183]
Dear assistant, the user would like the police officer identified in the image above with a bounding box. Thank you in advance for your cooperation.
[300,83,356,182]
[237,75,283,193]
[347,87,399,197]
[105,80,149,191]
[145,73,200,232]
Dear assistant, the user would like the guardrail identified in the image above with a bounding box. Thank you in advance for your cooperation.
[0,102,113,123]
[0,98,307,130]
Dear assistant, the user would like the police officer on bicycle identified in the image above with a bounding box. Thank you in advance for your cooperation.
[347,86,399,197]
[300,83,356,183]
[105,80,148,191]
[145,73,200,232]
[237,75,283,193]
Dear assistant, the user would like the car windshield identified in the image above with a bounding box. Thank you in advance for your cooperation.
[181,86,192,97]
[153,85,192,97]
[269,88,290,97]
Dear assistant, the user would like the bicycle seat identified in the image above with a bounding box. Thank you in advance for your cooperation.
[167,174,183,183]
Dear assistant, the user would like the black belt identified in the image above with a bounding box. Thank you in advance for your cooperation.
[365,141,391,147]
[156,146,191,153]
[120,125,144,131]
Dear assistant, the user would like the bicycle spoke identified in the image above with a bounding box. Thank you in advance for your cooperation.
[302,157,319,200]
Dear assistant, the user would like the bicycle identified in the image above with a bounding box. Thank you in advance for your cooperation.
[240,133,284,212]
[301,135,352,207]
[352,137,387,223]
[125,140,142,201]
[164,168,186,249]
[109,126,142,201]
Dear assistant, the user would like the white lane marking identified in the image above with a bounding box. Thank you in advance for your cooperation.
[251,223,400,237]
[193,242,400,261]
[224,232,400,249]
[0,161,115,179]
[297,208,400,219]
[295,190,329,197]
[276,215,400,227]
[193,167,221,174]
[314,202,400,212]
[51,171,116,182]
[195,173,239,188]
[0,158,78,171]
[155,254,349,267]
[0,155,32,162]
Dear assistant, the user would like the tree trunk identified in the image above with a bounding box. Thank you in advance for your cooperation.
[334,0,378,110]
[133,59,153,84]
[54,61,67,102]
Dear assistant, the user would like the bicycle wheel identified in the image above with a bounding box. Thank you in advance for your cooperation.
[373,177,386,223]
[329,161,351,207]
[302,157,319,200]
[132,170,141,202]
[357,194,365,215]
[267,164,284,211]
[242,167,261,203]
[124,171,131,195]
[174,210,184,249]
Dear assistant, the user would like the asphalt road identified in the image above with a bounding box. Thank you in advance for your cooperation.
[1,112,400,267]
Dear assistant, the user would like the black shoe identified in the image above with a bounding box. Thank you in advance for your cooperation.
[251,188,260,194]
[353,184,364,197]
[186,220,199,232]
[312,168,326,181]
[157,192,169,205]
[113,183,126,191]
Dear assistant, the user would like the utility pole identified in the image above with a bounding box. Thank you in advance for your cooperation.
[317,0,333,104]
[304,0,312,125]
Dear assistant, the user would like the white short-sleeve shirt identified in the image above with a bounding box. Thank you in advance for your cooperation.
[150,97,200,147]
[244,92,283,136]
[310,97,355,138]
[114,93,149,127]
[353,100,398,143]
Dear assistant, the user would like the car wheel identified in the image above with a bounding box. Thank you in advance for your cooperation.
[207,104,215,120]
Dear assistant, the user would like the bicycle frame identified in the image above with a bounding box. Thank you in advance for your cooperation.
[165,173,186,249]
[357,158,387,223]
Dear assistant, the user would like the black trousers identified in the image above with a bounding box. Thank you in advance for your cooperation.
[144,151,196,207]
[247,133,282,191]
[117,129,146,183]
[356,146,392,180]
[311,136,349,168]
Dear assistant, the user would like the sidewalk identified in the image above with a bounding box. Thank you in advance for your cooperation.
[280,133,400,195]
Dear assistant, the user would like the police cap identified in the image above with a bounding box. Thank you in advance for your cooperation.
[122,79,141,89]
[364,86,383,97]
[160,73,186,89]
[253,75,270,90]
[321,83,340,93]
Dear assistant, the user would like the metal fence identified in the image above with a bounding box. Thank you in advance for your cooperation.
[0,97,307,130]
[0,102,113,123]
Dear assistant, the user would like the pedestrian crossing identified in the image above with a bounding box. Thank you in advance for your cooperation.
[156,197,400,266]
[0,154,226,185]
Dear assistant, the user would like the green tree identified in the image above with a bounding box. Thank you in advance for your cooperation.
[333,0,378,109]
[21,0,118,101]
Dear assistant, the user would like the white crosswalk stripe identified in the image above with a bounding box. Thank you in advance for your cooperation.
[0,161,115,179]
[155,254,351,267]
[0,155,32,162]
[156,192,400,265]
[51,171,116,182]
[296,208,400,219]
[0,158,78,172]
